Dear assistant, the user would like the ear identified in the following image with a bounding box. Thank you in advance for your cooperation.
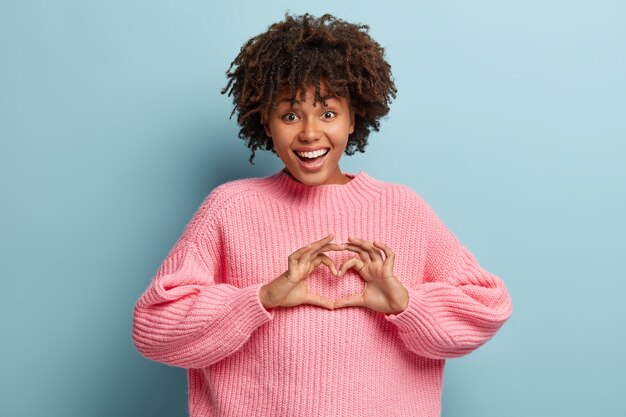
[263,118,272,137]
[348,111,355,135]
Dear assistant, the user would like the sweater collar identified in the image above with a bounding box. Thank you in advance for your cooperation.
[261,168,388,212]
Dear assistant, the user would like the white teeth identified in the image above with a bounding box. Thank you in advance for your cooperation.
[295,149,329,159]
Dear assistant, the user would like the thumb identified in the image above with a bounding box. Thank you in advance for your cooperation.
[333,294,365,309]
[302,293,335,310]
[337,257,363,278]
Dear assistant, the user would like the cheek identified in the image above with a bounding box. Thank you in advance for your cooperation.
[273,140,288,156]
[329,124,351,146]
[268,130,287,150]
[272,137,293,160]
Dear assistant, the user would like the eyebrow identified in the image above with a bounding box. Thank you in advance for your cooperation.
[277,95,339,105]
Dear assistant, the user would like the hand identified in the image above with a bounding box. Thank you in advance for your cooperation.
[259,234,346,310]
[334,237,409,314]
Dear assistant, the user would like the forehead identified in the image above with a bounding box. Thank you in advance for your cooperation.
[274,83,343,106]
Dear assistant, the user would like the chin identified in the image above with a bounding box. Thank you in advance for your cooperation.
[301,177,327,186]
[287,169,326,186]
[295,174,325,186]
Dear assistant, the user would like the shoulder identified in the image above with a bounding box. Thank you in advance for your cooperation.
[368,175,460,243]
[365,173,430,210]
[198,175,276,219]
[183,176,271,236]
[203,176,268,209]
[363,173,450,231]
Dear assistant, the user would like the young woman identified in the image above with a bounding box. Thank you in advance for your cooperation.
[132,13,512,417]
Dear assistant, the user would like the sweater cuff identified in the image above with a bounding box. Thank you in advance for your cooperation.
[228,283,274,334]
[384,285,429,333]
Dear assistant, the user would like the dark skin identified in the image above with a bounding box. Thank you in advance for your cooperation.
[259,234,409,314]
[258,78,408,315]
[227,14,402,313]
[221,13,397,165]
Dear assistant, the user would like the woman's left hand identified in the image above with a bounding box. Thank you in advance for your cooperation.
[334,237,409,314]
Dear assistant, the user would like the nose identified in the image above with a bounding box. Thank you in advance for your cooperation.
[298,118,322,142]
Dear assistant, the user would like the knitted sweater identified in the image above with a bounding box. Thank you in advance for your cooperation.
[131,169,512,417]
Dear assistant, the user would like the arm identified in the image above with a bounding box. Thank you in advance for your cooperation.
[131,193,273,369]
[385,199,513,359]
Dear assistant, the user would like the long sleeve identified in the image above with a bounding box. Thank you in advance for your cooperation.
[130,170,513,416]
[131,192,273,369]
[386,199,512,359]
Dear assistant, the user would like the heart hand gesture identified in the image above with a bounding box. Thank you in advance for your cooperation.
[334,237,409,314]
[259,234,345,310]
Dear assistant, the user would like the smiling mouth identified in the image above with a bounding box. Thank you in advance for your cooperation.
[294,148,330,161]
[292,148,329,171]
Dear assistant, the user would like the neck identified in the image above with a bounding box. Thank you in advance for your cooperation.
[258,169,387,214]
[283,167,352,185]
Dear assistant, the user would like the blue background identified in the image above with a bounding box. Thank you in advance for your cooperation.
[1,1,625,416]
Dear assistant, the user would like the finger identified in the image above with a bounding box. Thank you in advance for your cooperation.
[343,242,371,262]
[302,235,337,258]
[315,242,347,254]
[291,234,334,258]
[337,257,364,277]
[333,294,365,309]
[316,254,339,276]
[373,241,395,263]
[306,242,347,268]
[303,293,335,310]
[304,241,344,265]
[349,237,383,263]
[311,234,335,248]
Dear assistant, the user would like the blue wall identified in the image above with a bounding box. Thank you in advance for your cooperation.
[1,1,625,416]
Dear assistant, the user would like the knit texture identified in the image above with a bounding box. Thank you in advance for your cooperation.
[132,169,512,417]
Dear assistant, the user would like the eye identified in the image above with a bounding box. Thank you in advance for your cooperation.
[281,112,299,122]
[322,111,337,120]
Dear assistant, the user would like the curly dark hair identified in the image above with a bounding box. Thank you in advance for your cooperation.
[221,12,397,164]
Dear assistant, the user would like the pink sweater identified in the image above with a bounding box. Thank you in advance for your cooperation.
[131,169,512,417]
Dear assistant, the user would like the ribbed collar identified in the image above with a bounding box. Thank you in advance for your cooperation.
[258,168,388,212]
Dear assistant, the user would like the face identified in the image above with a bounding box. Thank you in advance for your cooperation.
[264,83,355,185]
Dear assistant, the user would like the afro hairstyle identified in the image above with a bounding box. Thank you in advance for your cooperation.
[221,12,397,164]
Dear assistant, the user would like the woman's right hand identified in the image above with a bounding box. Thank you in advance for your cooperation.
[259,234,345,310]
